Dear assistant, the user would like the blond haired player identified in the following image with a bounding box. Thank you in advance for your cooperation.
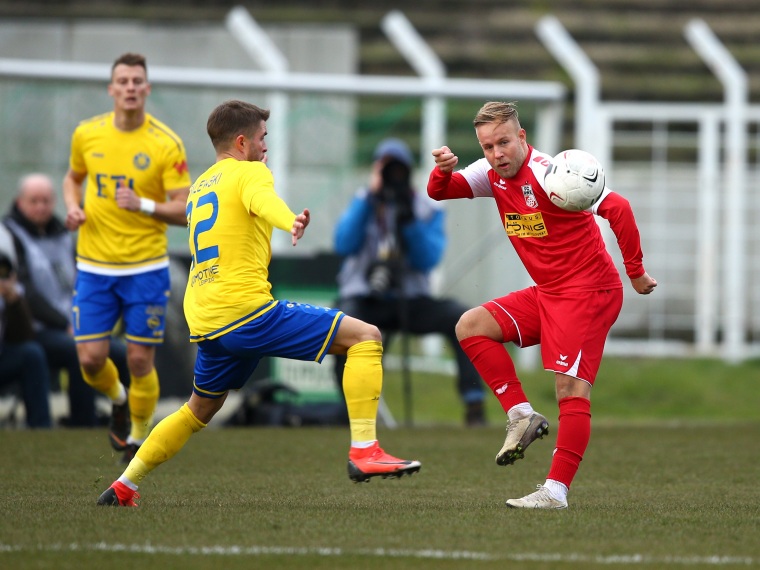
[428,101,656,509]
[63,53,191,462]
[97,100,420,507]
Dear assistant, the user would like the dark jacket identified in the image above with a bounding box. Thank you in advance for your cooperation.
[4,204,74,331]
[0,223,34,351]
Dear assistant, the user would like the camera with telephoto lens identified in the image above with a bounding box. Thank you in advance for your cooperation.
[377,158,414,224]
[366,158,414,297]
[0,252,14,280]
[378,158,409,199]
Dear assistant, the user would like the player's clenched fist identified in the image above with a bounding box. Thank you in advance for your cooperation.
[432,146,458,173]
[65,206,86,231]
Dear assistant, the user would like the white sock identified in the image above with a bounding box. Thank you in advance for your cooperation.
[113,383,128,406]
[544,478,568,501]
[117,475,138,491]
[350,440,377,449]
[507,402,535,422]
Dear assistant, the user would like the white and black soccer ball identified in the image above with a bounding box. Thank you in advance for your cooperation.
[543,149,605,211]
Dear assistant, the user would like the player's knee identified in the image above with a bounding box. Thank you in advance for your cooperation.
[359,322,382,344]
[77,350,107,376]
[127,359,153,378]
[126,346,154,377]
[455,308,481,341]
[336,316,382,349]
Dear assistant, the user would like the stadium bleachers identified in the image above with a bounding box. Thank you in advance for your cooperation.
[3,0,758,103]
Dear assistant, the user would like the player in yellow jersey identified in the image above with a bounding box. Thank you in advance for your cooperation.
[97,99,421,507]
[63,53,191,462]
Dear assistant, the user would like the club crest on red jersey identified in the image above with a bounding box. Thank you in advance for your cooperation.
[522,184,538,208]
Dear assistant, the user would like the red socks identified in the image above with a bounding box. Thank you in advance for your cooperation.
[459,336,528,412]
[548,396,591,488]
[459,336,592,489]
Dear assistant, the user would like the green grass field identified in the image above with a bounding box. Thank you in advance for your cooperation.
[380,354,760,427]
[2,357,759,570]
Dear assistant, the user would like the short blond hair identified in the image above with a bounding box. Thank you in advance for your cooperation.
[473,101,520,127]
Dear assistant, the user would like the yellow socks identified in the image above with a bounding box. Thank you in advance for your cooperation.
[83,359,159,442]
[123,403,206,487]
[128,368,160,442]
[81,358,122,401]
[343,340,383,444]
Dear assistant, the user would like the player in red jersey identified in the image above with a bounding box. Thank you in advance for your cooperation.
[427,101,657,509]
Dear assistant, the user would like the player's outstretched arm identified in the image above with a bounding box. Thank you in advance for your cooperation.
[631,272,657,295]
[427,147,474,201]
[291,208,310,246]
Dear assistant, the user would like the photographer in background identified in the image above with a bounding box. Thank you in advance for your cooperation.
[4,173,129,427]
[333,138,486,426]
[0,224,51,428]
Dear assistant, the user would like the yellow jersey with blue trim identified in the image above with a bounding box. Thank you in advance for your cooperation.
[184,158,297,341]
[69,111,191,275]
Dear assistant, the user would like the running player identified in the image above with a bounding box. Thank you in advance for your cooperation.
[63,53,191,462]
[97,100,421,507]
[427,101,656,509]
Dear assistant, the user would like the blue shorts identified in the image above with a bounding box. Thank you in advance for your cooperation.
[72,269,170,345]
[193,300,344,398]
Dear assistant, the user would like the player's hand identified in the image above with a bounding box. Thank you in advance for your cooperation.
[65,206,86,231]
[367,160,384,194]
[291,208,310,246]
[631,272,657,295]
[432,146,458,173]
[115,184,141,211]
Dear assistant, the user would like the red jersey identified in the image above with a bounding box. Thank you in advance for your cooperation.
[427,145,645,294]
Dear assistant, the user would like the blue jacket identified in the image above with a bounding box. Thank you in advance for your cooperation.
[334,187,446,298]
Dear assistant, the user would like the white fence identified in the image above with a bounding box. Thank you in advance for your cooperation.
[537,15,760,363]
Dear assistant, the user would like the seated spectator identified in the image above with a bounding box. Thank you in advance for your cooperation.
[333,138,486,426]
[0,223,51,428]
[4,173,128,427]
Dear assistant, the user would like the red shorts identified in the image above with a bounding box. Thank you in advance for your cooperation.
[483,286,623,385]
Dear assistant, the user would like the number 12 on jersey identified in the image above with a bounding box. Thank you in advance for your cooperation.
[186,191,220,268]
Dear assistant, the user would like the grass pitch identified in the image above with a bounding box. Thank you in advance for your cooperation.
[1,420,759,570]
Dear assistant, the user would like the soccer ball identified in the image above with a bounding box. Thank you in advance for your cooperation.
[543,149,605,211]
